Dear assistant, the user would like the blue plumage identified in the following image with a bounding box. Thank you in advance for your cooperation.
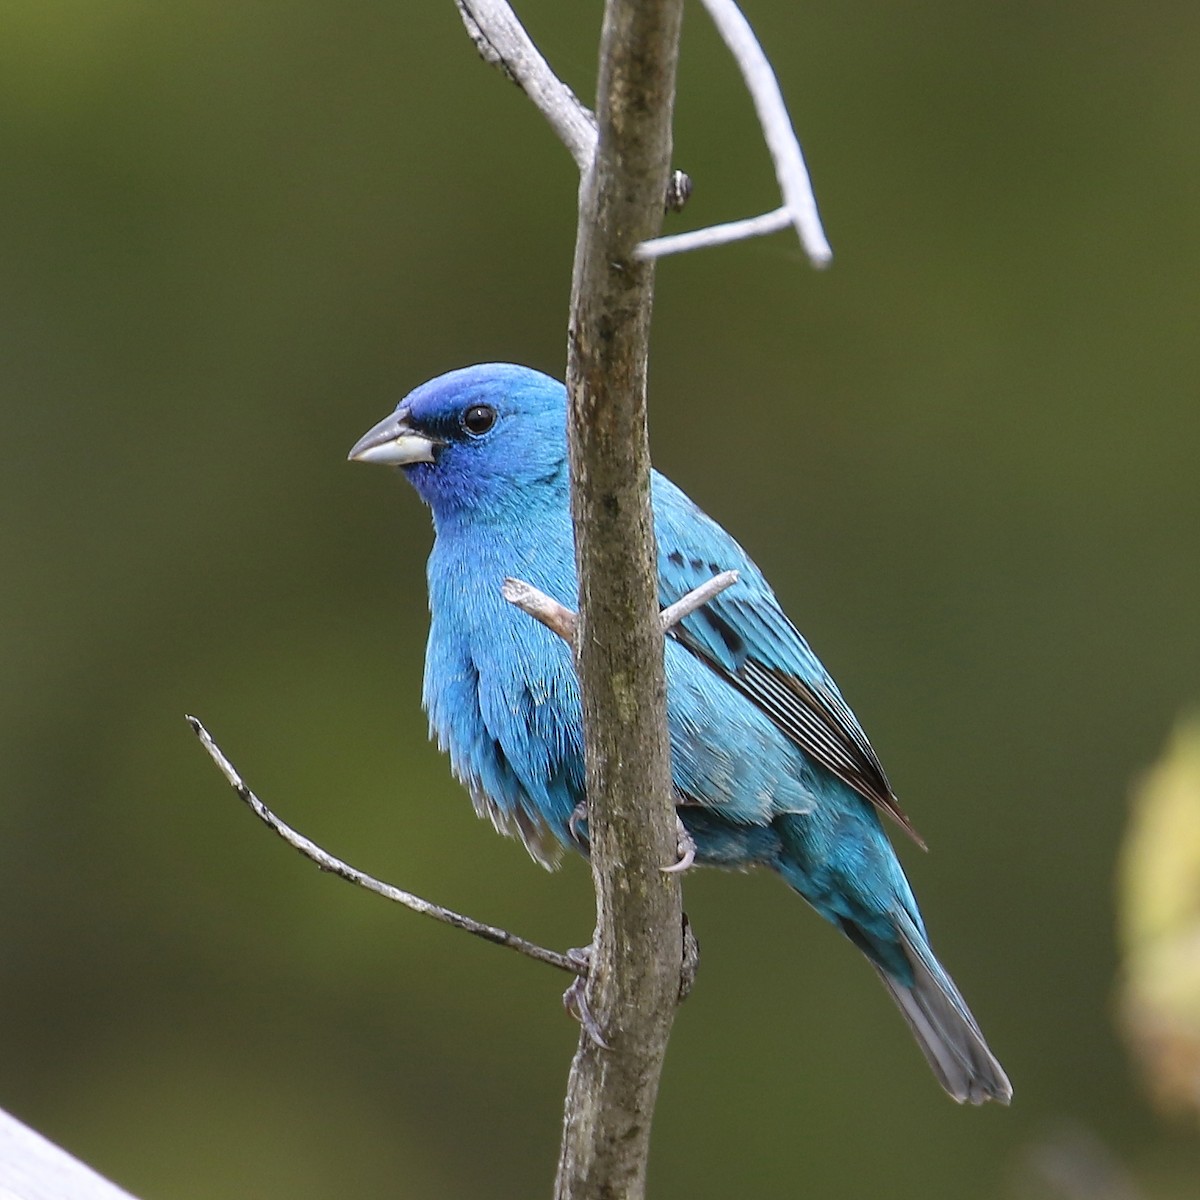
[350,363,1011,1105]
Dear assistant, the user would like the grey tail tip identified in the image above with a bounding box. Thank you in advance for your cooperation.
[873,918,1013,1106]
[876,963,1013,1105]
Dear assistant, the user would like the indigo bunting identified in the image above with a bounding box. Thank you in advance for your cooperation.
[350,363,1011,1105]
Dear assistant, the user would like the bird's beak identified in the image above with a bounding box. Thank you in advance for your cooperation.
[347,412,439,466]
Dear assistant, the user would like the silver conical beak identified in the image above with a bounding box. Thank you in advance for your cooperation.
[347,412,439,466]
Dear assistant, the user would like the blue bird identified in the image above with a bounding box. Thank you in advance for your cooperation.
[349,363,1011,1105]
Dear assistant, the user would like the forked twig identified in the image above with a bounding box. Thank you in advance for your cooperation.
[639,0,832,266]
[455,0,829,264]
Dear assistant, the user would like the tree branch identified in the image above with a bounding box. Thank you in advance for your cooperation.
[637,0,833,265]
[556,0,687,1196]
[184,716,581,977]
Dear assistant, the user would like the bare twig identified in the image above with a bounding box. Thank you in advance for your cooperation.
[454,0,597,172]
[696,0,831,265]
[637,205,792,259]
[658,569,740,630]
[636,0,832,265]
[185,715,580,976]
[501,577,578,642]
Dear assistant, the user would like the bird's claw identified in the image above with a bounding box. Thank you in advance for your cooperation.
[661,815,697,874]
[568,801,589,848]
[563,946,610,1050]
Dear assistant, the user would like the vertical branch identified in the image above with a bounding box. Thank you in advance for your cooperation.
[557,1,686,1197]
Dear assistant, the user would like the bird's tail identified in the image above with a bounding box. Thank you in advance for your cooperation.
[873,908,1012,1105]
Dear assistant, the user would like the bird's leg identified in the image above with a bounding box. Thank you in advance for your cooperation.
[661,814,697,874]
[563,945,609,1049]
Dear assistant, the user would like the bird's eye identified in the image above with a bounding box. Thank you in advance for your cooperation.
[462,404,497,437]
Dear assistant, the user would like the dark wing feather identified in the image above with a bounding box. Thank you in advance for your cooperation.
[674,623,925,848]
[652,472,925,847]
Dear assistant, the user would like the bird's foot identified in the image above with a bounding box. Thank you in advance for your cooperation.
[567,801,589,849]
[563,946,609,1050]
[661,815,697,874]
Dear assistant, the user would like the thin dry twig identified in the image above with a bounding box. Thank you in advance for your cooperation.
[703,0,831,264]
[185,574,738,978]
[455,0,597,172]
[501,578,579,642]
[185,715,580,976]
[637,0,831,265]
[636,205,793,259]
[658,570,740,630]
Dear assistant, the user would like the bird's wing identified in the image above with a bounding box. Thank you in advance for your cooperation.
[652,473,925,848]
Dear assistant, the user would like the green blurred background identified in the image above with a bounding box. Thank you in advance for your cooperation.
[2,1,1197,1196]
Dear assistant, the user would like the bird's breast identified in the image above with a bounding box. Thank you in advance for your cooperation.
[422,531,584,861]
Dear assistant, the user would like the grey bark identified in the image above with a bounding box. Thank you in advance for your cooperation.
[556,2,687,1198]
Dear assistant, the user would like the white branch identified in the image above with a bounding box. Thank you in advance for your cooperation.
[455,0,597,172]
[637,0,832,267]
[0,1106,141,1200]
[699,0,831,265]
[638,206,792,259]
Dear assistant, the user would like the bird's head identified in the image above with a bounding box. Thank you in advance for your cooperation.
[348,363,569,521]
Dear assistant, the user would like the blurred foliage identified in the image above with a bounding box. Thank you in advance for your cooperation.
[2,1,1199,1198]
[1016,1124,1145,1200]
[1119,719,1200,1119]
